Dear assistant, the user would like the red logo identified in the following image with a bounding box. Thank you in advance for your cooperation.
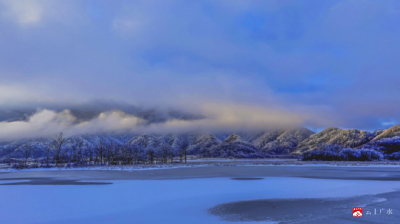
[353,207,363,217]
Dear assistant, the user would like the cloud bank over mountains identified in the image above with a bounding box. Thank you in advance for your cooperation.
[0,103,311,140]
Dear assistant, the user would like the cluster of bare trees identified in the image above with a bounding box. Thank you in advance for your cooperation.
[301,144,384,161]
[15,143,35,166]
[173,135,191,163]
[12,133,188,168]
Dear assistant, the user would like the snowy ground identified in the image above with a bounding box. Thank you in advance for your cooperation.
[3,158,400,173]
[1,166,400,223]
[1,177,400,224]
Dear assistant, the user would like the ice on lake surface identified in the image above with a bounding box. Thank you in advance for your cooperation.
[1,177,400,224]
[0,180,31,184]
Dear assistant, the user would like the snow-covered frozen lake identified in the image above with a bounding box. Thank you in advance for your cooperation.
[1,177,400,224]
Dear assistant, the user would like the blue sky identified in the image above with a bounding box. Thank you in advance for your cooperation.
[0,0,400,137]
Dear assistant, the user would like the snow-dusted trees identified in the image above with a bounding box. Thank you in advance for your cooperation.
[159,134,177,162]
[40,142,53,167]
[388,152,400,160]
[256,128,314,155]
[130,144,146,165]
[342,148,383,161]
[119,144,131,165]
[207,134,261,158]
[15,143,35,166]
[68,137,85,166]
[158,143,172,163]
[104,142,116,165]
[129,134,174,164]
[85,144,95,163]
[94,139,107,165]
[173,135,193,163]
[49,132,69,166]
[367,137,400,154]
[145,146,157,164]
[187,133,221,155]
[294,127,374,155]
[145,144,166,164]
[252,130,284,149]
[302,145,383,161]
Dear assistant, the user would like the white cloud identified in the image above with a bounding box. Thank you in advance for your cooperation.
[0,0,45,24]
[0,109,145,140]
[75,110,144,135]
[0,109,75,140]
[0,0,85,26]
[0,103,310,141]
[141,102,330,134]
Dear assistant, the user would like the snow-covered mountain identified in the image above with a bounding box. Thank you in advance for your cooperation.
[158,133,198,146]
[258,128,314,155]
[207,134,260,158]
[252,130,285,149]
[236,131,265,143]
[80,134,137,146]
[188,133,221,155]
[359,125,400,154]
[129,134,169,149]
[158,133,223,155]
[293,127,374,154]
[3,125,400,159]
[158,134,175,146]
[372,125,400,141]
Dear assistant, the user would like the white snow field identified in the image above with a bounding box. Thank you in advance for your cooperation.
[1,177,400,224]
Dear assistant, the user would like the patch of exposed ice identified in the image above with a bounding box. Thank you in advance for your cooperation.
[0,180,30,184]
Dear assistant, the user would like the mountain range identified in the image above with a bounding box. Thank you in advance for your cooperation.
[2,125,400,158]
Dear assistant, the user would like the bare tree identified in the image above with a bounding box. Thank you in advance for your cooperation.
[120,144,132,165]
[15,143,35,166]
[85,144,95,164]
[49,132,69,167]
[132,144,145,165]
[42,143,52,167]
[159,143,173,163]
[146,147,156,164]
[104,142,119,165]
[69,137,84,166]
[95,139,107,165]
[81,143,95,164]
[173,136,192,163]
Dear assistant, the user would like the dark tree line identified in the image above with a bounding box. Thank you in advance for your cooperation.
[302,144,384,161]
[10,132,189,168]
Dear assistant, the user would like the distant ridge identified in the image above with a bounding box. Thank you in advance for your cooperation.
[2,124,400,158]
[258,128,314,155]
[292,127,374,154]
[372,125,400,141]
[207,134,260,158]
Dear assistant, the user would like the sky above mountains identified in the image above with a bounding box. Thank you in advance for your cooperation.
[0,0,400,139]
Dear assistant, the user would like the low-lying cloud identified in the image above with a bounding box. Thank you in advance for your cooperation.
[0,109,143,140]
[0,103,318,141]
